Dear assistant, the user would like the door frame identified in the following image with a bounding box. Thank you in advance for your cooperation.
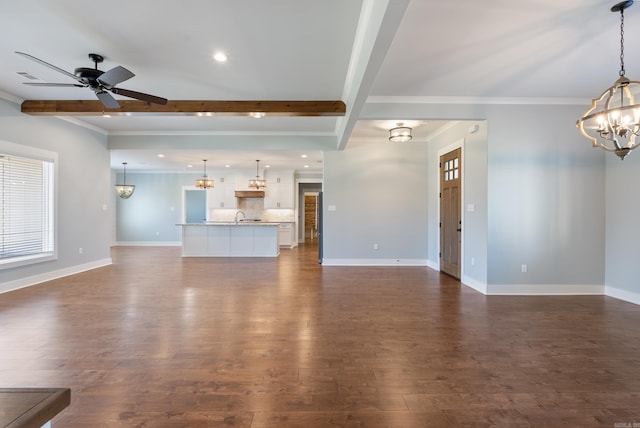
[295,178,322,245]
[436,139,465,279]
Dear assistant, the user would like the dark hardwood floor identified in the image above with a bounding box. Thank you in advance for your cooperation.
[1,242,640,427]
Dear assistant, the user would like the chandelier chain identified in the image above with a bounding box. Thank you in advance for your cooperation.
[620,7,626,76]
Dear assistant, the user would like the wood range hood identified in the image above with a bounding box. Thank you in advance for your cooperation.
[234,190,265,198]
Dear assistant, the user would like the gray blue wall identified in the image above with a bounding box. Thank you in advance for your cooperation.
[0,98,111,292]
[322,139,428,265]
[605,153,640,303]
[360,101,606,295]
[115,172,200,244]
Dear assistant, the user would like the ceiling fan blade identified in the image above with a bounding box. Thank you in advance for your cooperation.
[95,90,120,109]
[98,66,134,88]
[15,51,80,82]
[23,82,85,87]
[111,87,168,105]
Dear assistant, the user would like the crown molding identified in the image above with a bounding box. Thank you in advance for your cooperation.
[366,96,591,105]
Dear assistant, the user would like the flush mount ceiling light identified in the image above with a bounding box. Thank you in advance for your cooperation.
[213,52,228,62]
[389,122,412,142]
[114,162,135,199]
[248,159,267,189]
[577,0,640,160]
[195,159,214,189]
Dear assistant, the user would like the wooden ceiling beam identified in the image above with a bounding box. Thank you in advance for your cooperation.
[20,100,346,116]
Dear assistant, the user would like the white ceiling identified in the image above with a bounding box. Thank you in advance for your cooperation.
[0,0,635,172]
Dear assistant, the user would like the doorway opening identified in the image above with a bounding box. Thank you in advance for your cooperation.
[304,193,319,243]
[184,188,206,223]
[297,181,322,254]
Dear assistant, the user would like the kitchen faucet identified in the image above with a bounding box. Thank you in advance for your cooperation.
[234,210,245,224]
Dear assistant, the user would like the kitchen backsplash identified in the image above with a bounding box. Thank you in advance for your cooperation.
[210,198,294,222]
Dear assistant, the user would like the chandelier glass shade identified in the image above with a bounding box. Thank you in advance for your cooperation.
[114,162,135,199]
[195,159,214,189]
[577,0,640,160]
[248,159,266,189]
[389,123,412,143]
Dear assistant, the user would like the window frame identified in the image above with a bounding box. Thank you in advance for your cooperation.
[0,140,58,270]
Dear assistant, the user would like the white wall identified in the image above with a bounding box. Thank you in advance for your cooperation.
[0,98,112,292]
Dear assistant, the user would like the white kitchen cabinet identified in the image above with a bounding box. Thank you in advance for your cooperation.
[209,175,237,209]
[278,222,294,247]
[264,170,294,209]
[235,170,257,191]
[178,223,279,257]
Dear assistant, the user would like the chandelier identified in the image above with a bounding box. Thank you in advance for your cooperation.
[389,123,412,142]
[248,159,267,189]
[577,0,640,160]
[195,159,214,189]
[114,162,135,199]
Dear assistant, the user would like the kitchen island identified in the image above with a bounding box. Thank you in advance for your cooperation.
[177,222,280,257]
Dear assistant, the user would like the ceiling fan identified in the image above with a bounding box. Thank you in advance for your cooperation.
[15,51,168,108]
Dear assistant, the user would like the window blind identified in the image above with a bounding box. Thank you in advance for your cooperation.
[0,153,54,264]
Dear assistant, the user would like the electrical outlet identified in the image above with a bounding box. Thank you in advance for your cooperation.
[78,247,83,254]
[521,264,527,273]
[471,257,475,266]
[373,243,379,250]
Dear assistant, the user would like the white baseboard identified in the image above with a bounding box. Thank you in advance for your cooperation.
[486,283,604,295]
[426,259,439,271]
[321,258,428,266]
[112,241,182,247]
[605,286,640,306]
[0,258,112,294]
[461,275,487,294]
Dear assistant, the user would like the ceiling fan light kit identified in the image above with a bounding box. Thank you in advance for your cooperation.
[577,0,640,160]
[15,51,168,109]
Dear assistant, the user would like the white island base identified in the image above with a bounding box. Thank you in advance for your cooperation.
[178,223,280,257]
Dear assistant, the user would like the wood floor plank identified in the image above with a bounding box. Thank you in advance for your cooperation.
[1,243,639,427]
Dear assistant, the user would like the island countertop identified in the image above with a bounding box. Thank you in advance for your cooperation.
[177,222,281,226]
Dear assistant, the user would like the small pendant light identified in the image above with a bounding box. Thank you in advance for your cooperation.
[114,162,136,199]
[248,159,267,189]
[195,159,214,189]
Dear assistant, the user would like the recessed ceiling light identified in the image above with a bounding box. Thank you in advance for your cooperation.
[304,165,309,168]
[301,154,307,158]
[225,164,231,168]
[265,165,270,168]
[250,112,265,118]
[213,52,228,62]
[187,165,193,168]
[157,154,165,158]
